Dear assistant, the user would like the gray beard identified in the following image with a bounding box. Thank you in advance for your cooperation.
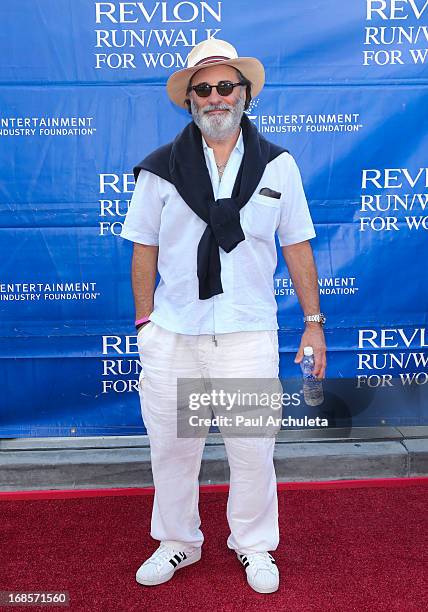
[190,94,246,141]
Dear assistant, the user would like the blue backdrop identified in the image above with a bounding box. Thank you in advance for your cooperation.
[1,0,427,436]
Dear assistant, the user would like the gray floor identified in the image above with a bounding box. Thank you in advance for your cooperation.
[1,427,427,492]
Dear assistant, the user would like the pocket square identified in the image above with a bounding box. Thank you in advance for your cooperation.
[258,187,281,199]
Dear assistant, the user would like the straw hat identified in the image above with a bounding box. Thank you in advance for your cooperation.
[166,38,265,109]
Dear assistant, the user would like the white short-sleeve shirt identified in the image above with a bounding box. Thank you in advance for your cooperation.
[120,128,316,335]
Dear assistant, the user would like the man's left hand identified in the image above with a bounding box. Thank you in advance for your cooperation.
[294,324,327,379]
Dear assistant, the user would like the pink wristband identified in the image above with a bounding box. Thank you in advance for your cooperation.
[135,316,150,326]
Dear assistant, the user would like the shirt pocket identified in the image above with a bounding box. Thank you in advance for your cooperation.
[242,193,281,241]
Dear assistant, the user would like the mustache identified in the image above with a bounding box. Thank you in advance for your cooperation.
[202,103,232,114]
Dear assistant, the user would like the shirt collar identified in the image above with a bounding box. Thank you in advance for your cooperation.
[201,128,244,155]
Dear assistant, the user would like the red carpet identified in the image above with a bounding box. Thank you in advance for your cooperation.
[1,480,427,612]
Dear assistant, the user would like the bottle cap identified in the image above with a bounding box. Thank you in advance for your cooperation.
[303,346,314,356]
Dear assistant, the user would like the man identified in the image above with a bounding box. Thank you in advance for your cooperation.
[120,38,327,594]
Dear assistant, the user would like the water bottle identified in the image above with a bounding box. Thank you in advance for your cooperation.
[300,346,324,406]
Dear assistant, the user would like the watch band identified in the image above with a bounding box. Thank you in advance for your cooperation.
[303,313,326,325]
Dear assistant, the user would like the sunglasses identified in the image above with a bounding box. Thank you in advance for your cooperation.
[187,80,245,98]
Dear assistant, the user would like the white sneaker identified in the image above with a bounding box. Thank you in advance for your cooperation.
[237,551,280,593]
[136,543,201,586]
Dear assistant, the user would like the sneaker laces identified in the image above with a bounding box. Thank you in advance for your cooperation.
[245,552,275,572]
[151,543,178,570]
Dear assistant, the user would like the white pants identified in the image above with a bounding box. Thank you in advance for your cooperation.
[137,322,280,555]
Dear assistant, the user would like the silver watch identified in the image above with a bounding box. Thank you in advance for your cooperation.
[303,313,326,326]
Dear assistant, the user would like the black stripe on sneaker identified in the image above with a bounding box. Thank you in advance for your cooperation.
[173,554,182,563]
[169,558,177,567]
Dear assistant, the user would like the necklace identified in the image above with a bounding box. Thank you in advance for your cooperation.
[216,157,229,180]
